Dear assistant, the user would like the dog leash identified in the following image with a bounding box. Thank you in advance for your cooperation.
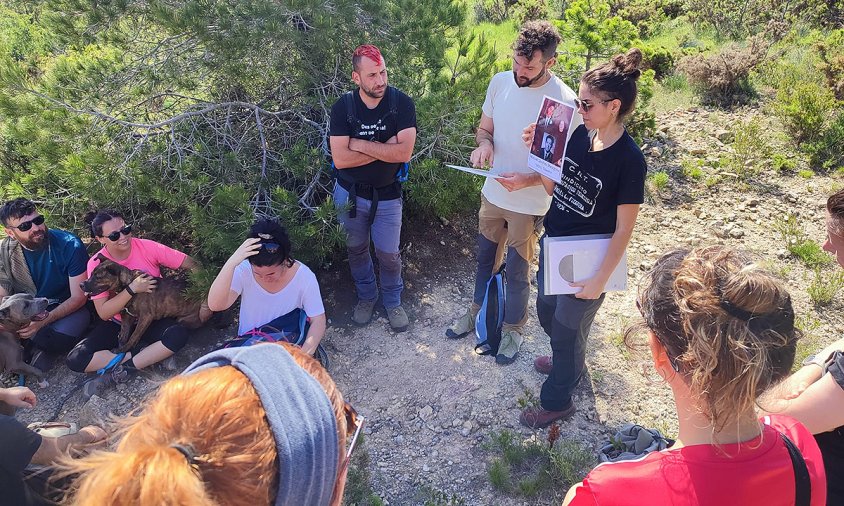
[96,352,126,376]
[47,354,126,422]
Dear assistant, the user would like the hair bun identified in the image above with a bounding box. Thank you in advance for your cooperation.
[83,210,97,226]
[613,48,643,80]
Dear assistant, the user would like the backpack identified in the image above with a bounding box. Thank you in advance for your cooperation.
[218,308,331,370]
[332,86,409,184]
[221,308,309,348]
[474,265,506,356]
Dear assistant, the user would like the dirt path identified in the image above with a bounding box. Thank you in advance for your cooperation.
[5,105,843,505]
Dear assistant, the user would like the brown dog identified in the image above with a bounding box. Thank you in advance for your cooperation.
[81,258,211,353]
[0,293,50,380]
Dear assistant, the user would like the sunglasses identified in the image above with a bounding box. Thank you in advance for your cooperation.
[105,225,133,242]
[9,215,45,232]
[574,98,613,112]
[261,242,280,254]
[340,402,365,475]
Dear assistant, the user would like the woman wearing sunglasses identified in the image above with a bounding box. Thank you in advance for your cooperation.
[517,49,648,428]
[66,209,203,397]
[562,246,826,505]
[63,342,360,505]
[207,219,327,356]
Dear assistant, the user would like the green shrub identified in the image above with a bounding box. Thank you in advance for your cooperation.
[773,79,838,144]
[486,430,596,501]
[512,0,549,25]
[774,214,834,269]
[610,0,682,37]
[771,153,796,173]
[816,29,844,100]
[649,171,670,190]
[798,169,815,178]
[806,269,844,306]
[473,0,516,23]
[681,158,704,179]
[661,72,688,92]
[677,35,769,105]
[685,0,796,38]
[720,118,770,179]
[805,113,844,171]
[704,174,721,187]
[640,45,676,80]
[808,269,844,306]
[626,69,657,142]
[0,0,497,287]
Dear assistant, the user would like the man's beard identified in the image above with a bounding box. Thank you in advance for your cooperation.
[361,84,387,99]
[513,69,547,88]
[18,228,47,250]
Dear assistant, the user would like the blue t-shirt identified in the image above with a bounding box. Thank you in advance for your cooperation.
[22,228,88,303]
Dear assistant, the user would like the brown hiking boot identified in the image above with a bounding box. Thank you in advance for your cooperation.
[534,355,553,375]
[387,305,409,332]
[352,299,377,325]
[519,402,576,429]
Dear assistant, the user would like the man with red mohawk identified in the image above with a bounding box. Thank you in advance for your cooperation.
[330,45,417,332]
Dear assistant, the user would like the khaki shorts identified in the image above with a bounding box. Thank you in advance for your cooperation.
[478,195,544,268]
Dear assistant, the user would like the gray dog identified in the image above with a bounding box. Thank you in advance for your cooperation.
[0,293,50,381]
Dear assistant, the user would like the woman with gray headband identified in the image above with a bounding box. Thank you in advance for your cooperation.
[62,343,363,505]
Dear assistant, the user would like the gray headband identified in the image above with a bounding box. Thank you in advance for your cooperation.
[182,344,339,505]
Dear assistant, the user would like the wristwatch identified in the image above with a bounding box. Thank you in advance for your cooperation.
[802,351,843,373]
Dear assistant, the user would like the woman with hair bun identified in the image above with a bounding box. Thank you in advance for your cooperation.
[563,246,826,505]
[67,209,207,399]
[207,219,327,356]
[63,342,359,506]
[519,48,648,428]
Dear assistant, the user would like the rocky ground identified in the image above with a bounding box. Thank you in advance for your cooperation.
[4,104,843,505]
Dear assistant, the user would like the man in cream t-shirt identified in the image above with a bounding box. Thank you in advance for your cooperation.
[446,20,581,364]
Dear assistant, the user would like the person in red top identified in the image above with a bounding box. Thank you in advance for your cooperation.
[564,246,826,506]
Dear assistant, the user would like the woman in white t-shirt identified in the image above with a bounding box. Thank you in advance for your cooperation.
[207,219,326,355]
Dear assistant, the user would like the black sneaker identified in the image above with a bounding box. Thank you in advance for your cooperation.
[82,364,134,400]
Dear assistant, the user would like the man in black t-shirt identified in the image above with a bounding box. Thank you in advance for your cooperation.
[329,45,417,332]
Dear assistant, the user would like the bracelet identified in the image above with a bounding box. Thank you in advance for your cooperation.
[125,285,136,296]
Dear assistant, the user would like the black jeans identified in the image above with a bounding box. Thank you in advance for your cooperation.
[536,241,606,411]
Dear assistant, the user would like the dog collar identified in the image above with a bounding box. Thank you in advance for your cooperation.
[182,344,339,506]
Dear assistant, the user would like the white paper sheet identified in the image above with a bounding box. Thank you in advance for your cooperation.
[445,164,504,179]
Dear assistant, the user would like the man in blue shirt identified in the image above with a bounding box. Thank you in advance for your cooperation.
[0,198,90,370]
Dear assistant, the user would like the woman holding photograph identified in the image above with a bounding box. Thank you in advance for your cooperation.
[518,48,647,428]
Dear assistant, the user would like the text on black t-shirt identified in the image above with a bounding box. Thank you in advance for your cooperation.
[544,124,647,238]
[329,87,417,190]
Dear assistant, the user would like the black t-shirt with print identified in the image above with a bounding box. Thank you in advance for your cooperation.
[329,86,416,199]
[544,124,646,238]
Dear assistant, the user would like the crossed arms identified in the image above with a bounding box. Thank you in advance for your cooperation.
[330,127,417,169]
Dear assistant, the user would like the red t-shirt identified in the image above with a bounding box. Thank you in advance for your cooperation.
[569,415,826,506]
